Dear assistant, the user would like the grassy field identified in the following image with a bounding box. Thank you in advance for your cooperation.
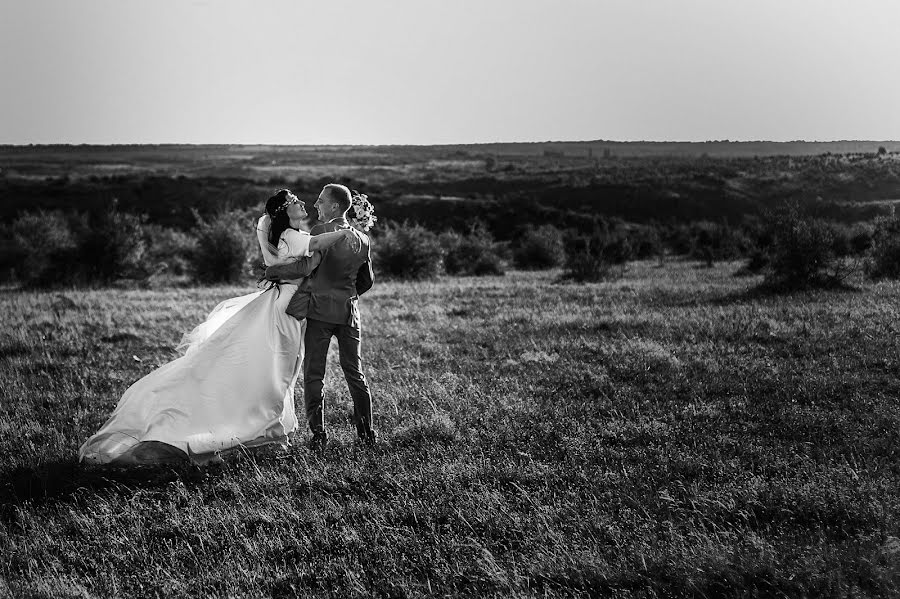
[2,262,900,597]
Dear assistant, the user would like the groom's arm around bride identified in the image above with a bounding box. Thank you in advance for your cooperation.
[263,221,374,312]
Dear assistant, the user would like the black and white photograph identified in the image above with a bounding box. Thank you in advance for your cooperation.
[2,0,900,596]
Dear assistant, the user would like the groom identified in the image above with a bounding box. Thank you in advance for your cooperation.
[265,184,375,450]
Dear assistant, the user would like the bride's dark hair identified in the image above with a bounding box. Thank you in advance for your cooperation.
[265,189,294,248]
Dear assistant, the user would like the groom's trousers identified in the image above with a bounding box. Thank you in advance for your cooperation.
[303,317,373,436]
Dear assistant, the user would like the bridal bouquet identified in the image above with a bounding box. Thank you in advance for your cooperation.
[348,190,377,232]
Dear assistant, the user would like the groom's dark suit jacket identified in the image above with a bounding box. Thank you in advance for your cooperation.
[266,218,373,327]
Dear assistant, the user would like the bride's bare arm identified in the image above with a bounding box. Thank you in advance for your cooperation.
[308,229,356,252]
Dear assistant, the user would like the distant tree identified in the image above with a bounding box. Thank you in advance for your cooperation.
[878,146,887,156]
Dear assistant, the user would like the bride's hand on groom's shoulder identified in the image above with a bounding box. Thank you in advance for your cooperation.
[341,228,362,253]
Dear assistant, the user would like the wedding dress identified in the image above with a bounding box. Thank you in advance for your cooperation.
[79,217,313,465]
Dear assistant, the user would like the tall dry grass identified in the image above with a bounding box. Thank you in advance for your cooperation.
[1,263,899,597]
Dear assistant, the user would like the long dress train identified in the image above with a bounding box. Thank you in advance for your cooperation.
[79,219,313,465]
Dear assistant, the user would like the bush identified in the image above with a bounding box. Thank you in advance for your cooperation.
[829,223,855,257]
[440,226,505,276]
[603,233,633,264]
[866,213,900,279]
[145,224,197,276]
[7,205,147,288]
[689,221,750,266]
[759,201,853,289]
[9,211,81,287]
[74,207,149,284]
[471,252,505,275]
[664,224,694,256]
[513,224,565,269]
[629,225,664,260]
[733,249,769,277]
[849,222,875,255]
[562,230,630,282]
[190,210,255,284]
[0,223,26,283]
[372,222,444,280]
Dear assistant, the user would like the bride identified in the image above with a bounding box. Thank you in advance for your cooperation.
[79,189,356,465]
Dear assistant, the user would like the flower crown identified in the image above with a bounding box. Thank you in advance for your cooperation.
[268,190,301,216]
[347,190,377,232]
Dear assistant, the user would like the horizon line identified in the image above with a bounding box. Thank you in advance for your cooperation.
[2,139,900,148]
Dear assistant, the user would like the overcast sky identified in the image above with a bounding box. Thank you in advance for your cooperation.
[2,0,899,144]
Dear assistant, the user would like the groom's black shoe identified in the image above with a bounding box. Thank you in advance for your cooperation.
[358,429,377,446]
[308,432,328,453]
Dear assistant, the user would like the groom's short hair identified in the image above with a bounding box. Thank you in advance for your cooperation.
[323,184,352,215]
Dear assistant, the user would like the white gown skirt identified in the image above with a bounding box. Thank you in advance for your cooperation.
[79,284,304,465]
